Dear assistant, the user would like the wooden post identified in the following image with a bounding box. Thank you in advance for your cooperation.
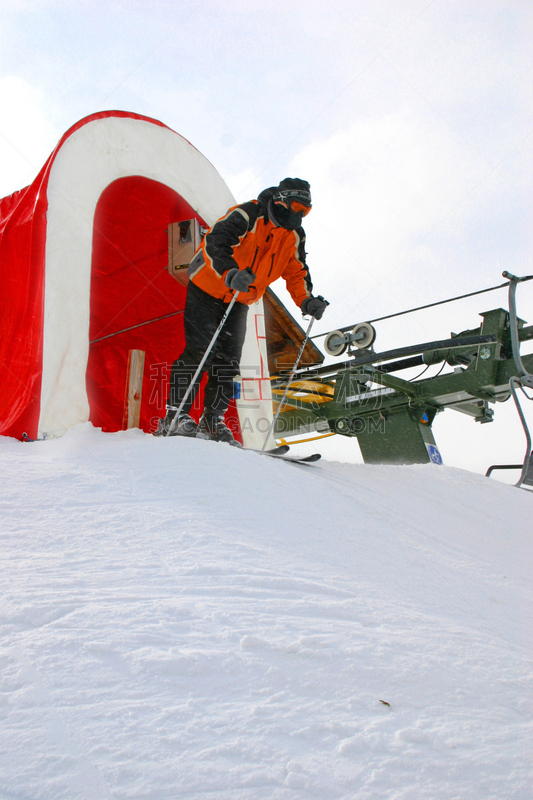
[123,349,145,429]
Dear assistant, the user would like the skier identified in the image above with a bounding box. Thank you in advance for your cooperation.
[156,177,329,445]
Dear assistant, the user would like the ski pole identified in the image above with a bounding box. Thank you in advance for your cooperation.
[261,315,315,451]
[166,291,240,436]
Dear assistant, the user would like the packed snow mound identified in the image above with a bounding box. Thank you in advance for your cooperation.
[1,424,532,800]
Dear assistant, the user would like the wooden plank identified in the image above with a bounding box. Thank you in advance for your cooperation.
[123,349,145,429]
[262,288,324,372]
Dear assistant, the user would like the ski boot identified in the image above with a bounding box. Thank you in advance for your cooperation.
[197,410,242,447]
[154,408,198,437]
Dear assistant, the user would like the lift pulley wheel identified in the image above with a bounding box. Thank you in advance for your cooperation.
[323,330,348,357]
[351,322,376,350]
[323,322,377,356]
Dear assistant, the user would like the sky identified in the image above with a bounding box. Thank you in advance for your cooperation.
[1,0,532,476]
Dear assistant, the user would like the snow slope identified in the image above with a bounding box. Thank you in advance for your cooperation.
[1,424,532,800]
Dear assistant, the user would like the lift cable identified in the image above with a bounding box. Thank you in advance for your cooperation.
[409,363,430,381]
[90,309,184,345]
[311,274,533,339]
[88,276,533,346]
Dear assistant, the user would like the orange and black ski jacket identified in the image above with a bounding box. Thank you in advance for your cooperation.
[187,189,313,307]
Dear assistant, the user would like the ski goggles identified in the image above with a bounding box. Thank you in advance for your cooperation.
[274,190,312,216]
[289,199,312,216]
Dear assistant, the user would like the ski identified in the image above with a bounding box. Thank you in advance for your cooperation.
[158,433,320,463]
[248,445,291,456]
[254,450,321,465]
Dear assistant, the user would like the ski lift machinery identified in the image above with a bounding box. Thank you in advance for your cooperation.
[270,272,533,489]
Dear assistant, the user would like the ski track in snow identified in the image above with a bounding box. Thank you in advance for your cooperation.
[1,423,532,799]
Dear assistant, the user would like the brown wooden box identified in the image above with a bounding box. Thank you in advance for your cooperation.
[168,218,203,287]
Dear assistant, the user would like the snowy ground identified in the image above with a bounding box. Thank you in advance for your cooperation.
[1,424,532,800]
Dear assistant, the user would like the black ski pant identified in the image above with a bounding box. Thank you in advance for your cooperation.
[167,281,249,416]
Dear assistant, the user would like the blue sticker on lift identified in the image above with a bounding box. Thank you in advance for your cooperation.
[426,444,443,465]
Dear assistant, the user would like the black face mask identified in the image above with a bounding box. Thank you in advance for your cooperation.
[268,199,304,230]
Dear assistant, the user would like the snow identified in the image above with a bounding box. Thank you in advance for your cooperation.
[1,423,532,799]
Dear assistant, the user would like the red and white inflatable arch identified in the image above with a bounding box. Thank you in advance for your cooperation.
[0,111,273,446]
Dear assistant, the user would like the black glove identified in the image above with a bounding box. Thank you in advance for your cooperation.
[301,295,329,320]
[225,267,256,292]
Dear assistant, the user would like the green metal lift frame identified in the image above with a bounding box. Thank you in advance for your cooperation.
[271,307,533,465]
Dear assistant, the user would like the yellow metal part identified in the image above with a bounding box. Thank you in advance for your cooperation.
[270,379,335,409]
[277,432,336,446]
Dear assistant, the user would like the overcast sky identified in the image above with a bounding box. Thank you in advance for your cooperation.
[1,0,532,475]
